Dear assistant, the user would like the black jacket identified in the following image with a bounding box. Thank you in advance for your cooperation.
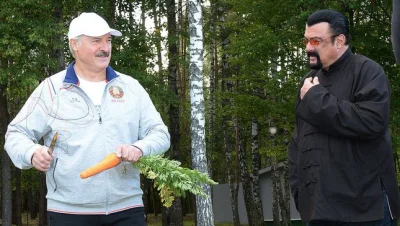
[289,49,400,222]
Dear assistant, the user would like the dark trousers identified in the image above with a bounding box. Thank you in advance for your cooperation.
[48,207,146,226]
[307,192,397,226]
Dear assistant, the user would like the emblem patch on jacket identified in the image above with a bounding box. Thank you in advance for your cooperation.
[109,86,124,99]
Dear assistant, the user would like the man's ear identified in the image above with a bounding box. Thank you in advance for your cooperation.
[70,39,79,51]
[335,34,346,48]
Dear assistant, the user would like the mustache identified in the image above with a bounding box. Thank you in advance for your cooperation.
[95,51,110,57]
[307,51,319,58]
[307,51,322,70]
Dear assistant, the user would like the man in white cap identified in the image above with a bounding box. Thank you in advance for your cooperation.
[4,12,170,225]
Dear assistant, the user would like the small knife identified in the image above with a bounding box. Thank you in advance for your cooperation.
[48,132,58,155]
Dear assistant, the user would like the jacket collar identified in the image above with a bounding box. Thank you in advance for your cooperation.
[322,48,352,75]
[64,62,119,85]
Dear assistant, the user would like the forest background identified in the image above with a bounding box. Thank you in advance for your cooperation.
[0,0,398,226]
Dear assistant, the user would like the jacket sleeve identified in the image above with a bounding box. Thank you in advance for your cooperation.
[392,0,400,64]
[289,127,299,210]
[132,89,170,156]
[297,61,390,140]
[4,79,52,169]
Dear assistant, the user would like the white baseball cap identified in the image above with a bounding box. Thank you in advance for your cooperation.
[68,12,122,40]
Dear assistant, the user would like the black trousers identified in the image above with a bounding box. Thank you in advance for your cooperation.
[48,207,146,226]
[307,192,397,226]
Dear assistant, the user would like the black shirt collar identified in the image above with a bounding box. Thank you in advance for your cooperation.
[322,48,351,75]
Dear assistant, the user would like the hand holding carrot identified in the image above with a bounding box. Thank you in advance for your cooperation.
[115,144,143,162]
[80,145,143,179]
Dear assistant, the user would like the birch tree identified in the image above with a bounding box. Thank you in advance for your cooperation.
[188,1,214,225]
[236,118,256,225]
[251,118,264,226]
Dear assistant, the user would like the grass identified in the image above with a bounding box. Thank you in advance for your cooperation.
[147,213,194,226]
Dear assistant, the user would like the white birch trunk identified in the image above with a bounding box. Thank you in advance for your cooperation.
[188,1,214,225]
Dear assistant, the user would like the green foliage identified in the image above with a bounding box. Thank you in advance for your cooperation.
[21,169,41,192]
[134,154,218,208]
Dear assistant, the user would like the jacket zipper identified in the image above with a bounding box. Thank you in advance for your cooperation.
[52,158,59,192]
[96,105,102,124]
[71,83,105,124]
[98,112,102,124]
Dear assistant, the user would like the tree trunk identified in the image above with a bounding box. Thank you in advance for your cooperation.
[141,0,146,32]
[141,175,149,219]
[178,0,188,101]
[152,183,160,216]
[191,194,197,226]
[222,103,239,225]
[207,0,216,179]
[106,0,116,28]
[166,0,183,225]
[39,173,47,226]
[153,0,163,80]
[277,167,289,226]
[236,118,255,226]
[1,83,12,226]
[140,0,147,65]
[282,161,291,226]
[51,0,65,73]
[224,118,240,226]
[169,199,183,226]
[251,118,264,225]
[162,206,170,226]
[29,188,38,220]
[15,168,22,226]
[271,157,281,226]
[220,3,239,225]
[188,1,214,225]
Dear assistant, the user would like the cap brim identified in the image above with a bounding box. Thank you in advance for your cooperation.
[80,29,122,38]
[109,29,122,36]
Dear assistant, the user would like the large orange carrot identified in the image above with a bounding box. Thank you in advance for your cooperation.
[80,153,121,179]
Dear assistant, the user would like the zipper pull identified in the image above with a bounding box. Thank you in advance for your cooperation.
[96,105,102,124]
[53,158,58,192]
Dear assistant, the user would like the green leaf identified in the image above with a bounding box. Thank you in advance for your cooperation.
[133,154,218,208]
